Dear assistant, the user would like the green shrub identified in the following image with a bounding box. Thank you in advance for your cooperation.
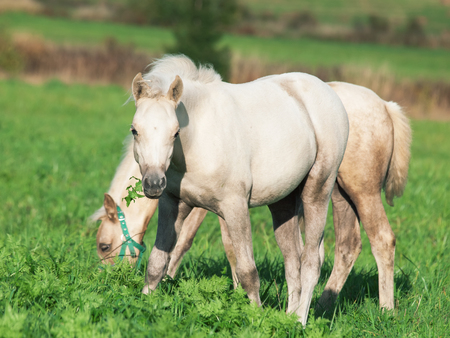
[0,28,23,73]
[403,16,427,46]
[165,0,238,81]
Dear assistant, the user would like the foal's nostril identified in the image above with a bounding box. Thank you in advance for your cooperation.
[143,177,151,190]
[160,176,166,188]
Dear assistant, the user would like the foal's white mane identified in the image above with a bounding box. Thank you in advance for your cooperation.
[137,55,222,100]
[90,135,135,222]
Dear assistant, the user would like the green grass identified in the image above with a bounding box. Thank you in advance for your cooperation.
[243,0,450,34]
[223,34,450,81]
[0,12,173,51]
[1,79,449,336]
[2,12,450,81]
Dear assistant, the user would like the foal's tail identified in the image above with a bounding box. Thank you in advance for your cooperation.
[384,101,412,206]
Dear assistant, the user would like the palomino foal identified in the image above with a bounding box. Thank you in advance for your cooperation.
[130,55,349,325]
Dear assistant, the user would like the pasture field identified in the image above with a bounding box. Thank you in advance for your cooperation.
[243,0,450,34]
[2,12,450,82]
[1,79,449,337]
[3,0,449,34]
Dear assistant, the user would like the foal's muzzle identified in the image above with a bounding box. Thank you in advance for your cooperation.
[142,173,166,199]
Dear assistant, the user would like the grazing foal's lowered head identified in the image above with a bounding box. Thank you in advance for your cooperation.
[94,192,150,266]
[92,137,154,266]
[131,73,183,199]
[95,193,130,264]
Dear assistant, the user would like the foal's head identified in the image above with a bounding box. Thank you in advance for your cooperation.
[130,73,183,199]
[95,193,142,265]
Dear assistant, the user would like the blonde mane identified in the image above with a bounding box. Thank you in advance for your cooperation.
[135,55,222,100]
[89,135,135,222]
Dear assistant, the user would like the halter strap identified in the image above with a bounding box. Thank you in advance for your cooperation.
[117,205,146,269]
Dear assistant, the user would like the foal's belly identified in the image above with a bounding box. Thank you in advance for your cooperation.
[248,159,315,208]
[247,123,317,208]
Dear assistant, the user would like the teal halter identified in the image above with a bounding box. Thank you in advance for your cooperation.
[117,205,147,269]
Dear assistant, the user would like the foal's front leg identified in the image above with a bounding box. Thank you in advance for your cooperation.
[142,193,192,294]
[167,208,208,277]
[221,198,261,305]
[218,217,239,288]
[167,208,238,287]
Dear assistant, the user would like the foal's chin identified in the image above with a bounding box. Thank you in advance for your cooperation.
[144,190,163,199]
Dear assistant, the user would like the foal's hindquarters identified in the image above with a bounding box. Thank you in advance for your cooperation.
[316,82,411,312]
[164,82,411,316]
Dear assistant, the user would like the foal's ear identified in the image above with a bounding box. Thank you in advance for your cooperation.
[132,73,152,103]
[103,193,118,221]
[166,75,183,104]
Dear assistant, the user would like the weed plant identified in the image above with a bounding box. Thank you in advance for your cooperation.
[0,80,449,336]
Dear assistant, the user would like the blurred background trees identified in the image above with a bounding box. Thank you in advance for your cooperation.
[165,0,238,80]
[121,0,239,80]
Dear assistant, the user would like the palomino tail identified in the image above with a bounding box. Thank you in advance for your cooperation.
[384,101,412,206]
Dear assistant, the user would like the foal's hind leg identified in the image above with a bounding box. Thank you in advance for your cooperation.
[354,194,395,310]
[297,170,338,325]
[268,190,302,314]
[316,182,362,312]
[298,205,324,266]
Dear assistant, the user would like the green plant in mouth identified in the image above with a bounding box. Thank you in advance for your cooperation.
[123,176,145,207]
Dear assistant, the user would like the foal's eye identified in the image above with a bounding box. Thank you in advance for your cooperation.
[131,128,138,136]
[174,129,180,138]
[99,243,111,252]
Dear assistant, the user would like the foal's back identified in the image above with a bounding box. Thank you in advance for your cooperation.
[189,73,348,208]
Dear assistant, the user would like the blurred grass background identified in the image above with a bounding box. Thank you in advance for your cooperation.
[2,11,449,81]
